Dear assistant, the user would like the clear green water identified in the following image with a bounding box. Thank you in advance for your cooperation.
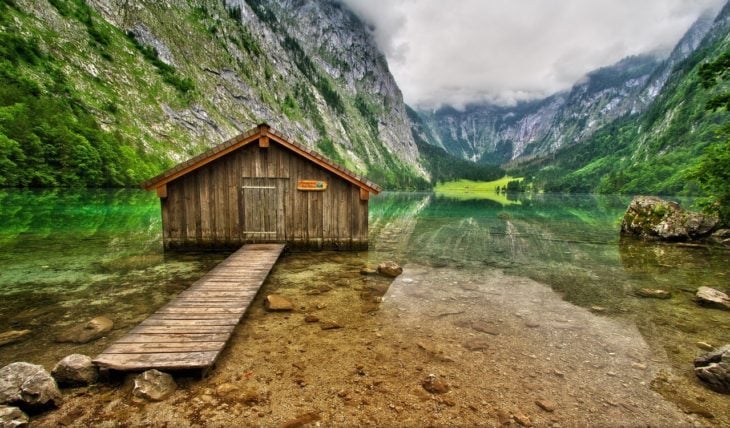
[1,189,729,424]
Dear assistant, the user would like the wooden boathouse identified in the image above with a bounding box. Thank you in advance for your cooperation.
[143,124,381,250]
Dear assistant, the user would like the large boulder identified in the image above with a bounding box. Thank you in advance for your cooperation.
[695,287,730,311]
[0,405,28,427]
[694,345,730,393]
[51,354,97,386]
[0,362,61,409]
[55,316,113,344]
[132,370,176,401]
[620,196,718,241]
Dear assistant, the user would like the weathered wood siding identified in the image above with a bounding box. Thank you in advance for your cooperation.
[162,142,368,250]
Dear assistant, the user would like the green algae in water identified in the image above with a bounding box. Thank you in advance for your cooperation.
[0,189,729,423]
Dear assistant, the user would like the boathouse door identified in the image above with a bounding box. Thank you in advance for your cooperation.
[240,177,286,242]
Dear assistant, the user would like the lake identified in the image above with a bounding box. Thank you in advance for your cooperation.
[1,189,728,426]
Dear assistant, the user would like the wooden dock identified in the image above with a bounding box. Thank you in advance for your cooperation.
[93,243,285,372]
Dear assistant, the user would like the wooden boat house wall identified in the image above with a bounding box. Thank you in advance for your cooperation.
[143,124,381,250]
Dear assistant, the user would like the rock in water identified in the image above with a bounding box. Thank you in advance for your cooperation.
[694,345,730,393]
[377,261,403,278]
[0,362,61,409]
[635,288,671,299]
[359,265,378,275]
[55,316,113,344]
[620,196,718,241]
[0,405,28,427]
[132,370,176,401]
[0,331,31,347]
[421,374,449,394]
[52,354,97,386]
[695,287,730,311]
[264,295,293,312]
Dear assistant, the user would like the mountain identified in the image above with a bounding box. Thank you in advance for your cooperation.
[414,10,717,165]
[515,0,730,195]
[0,0,428,188]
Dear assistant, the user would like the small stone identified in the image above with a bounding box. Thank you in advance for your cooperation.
[0,405,28,427]
[535,399,556,412]
[552,369,565,378]
[132,370,176,401]
[0,362,61,409]
[590,306,607,313]
[55,316,113,344]
[513,412,532,427]
[463,339,490,351]
[695,287,730,311]
[265,295,293,312]
[470,321,499,335]
[377,261,403,278]
[320,321,343,330]
[525,321,540,328]
[496,409,511,426]
[215,383,239,397]
[697,342,714,351]
[360,266,378,275]
[281,412,319,428]
[631,362,647,370]
[0,331,31,347]
[52,354,97,386]
[304,315,319,323]
[421,374,449,394]
[635,288,671,299]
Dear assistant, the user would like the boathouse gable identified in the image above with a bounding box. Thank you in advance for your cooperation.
[143,124,381,250]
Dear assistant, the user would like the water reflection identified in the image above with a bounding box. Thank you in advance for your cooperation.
[0,189,728,424]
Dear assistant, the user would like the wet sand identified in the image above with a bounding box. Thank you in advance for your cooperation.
[32,255,719,427]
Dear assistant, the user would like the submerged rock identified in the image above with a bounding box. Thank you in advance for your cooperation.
[55,316,113,344]
[0,362,61,409]
[620,196,718,241]
[0,405,28,427]
[52,354,97,386]
[0,331,31,347]
[132,370,176,401]
[377,261,403,278]
[635,288,672,299]
[694,345,730,393]
[421,374,449,394]
[359,265,378,275]
[695,287,730,311]
[264,295,293,312]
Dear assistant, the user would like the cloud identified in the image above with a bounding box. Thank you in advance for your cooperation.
[342,0,727,109]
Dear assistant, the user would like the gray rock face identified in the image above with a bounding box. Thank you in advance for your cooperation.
[694,345,730,393]
[377,261,403,278]
[132,370,176,401]
[52,354,98,386]
[620,196,718,241]
[55,316,113,344]
[0,405,28,428]
[0,362,62,409]
[695,287,730,311]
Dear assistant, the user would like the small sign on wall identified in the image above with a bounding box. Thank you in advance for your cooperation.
[297,180,328,191]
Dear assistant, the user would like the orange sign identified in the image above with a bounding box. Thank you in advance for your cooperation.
[297,180,328,191]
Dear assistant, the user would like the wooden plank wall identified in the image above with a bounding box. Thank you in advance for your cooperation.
[163,142,368,250]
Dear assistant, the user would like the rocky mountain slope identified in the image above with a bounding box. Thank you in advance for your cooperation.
[414,11,718,165]
[0,0,427,188]
[515,0,730,195]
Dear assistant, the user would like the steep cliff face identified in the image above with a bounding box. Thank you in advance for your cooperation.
[415,11,717,165]
[517,1,730,195]
[0,0,426,188]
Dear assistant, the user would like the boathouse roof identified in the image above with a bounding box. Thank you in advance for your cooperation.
[142,123,382,194]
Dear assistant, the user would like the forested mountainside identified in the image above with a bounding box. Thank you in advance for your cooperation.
[413,10,717,165]
[0,0,430,189]
[514,0,730,197]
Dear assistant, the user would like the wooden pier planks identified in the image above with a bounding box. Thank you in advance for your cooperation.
[93,243,285,372]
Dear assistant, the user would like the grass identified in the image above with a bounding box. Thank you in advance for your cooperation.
[434,177,524,205]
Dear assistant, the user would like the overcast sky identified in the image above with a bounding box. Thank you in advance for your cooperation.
[342,0,727,109]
